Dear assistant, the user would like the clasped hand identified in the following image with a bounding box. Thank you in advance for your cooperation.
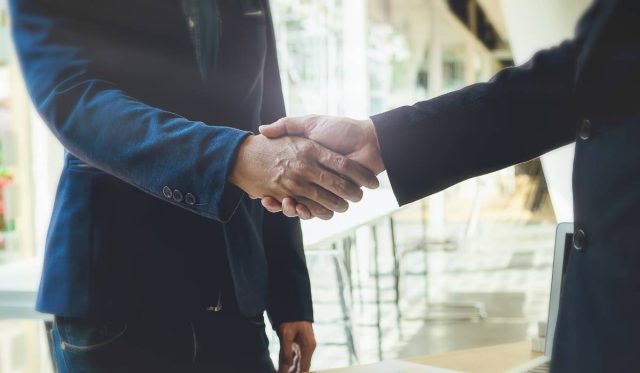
[229,127,380,220]
[230,115,385,220]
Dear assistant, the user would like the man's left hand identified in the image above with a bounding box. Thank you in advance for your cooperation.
[277,321,316,373]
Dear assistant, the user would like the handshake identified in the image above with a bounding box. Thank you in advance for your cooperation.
[230,115,386,220]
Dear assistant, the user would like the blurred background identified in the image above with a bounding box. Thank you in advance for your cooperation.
[0,0,589,371]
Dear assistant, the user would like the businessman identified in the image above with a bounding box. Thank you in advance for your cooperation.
[260,0,640,371]
[10,0,377,372]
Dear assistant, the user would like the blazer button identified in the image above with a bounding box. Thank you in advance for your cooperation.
[185,193,196,206]
[573,229,587,251]
[173,189,184,202]
[579,119,592,140]
[162,186,173,199]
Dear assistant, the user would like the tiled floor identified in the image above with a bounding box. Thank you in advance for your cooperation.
[281,221,557,371]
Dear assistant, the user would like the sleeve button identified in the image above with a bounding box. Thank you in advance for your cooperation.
[579,119,592,140]
[573,229,587,251]
[173,189,184,202]
[185,193,196,206]
[162,186,173,199]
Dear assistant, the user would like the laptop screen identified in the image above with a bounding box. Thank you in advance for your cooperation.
[560,232,573,296]
[545,223,574,357]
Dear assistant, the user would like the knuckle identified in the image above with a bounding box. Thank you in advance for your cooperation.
[335,178,350,194]
[278,117,294,132]
[334,196,348,211]
[311,205,328,217]
[280,179,294,194]
[333,155,346,169]
[289,160,304,174]
[292,161,312,178]
[318,171,328,185]
[308,204,323,215]
[299,141,315,156]
[309,188,320,201]
[321,211,335,220]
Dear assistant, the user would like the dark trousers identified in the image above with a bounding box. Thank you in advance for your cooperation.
[49,310,276,373]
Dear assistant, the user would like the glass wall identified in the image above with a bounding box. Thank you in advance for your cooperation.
[272,0,347,116]
[269,1,556,370]
[272,0,499,128]
[0,1,55,373]
[0,0,35,265]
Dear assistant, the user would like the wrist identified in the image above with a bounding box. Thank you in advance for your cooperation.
[362,118,385,174]
[229,134,256,191]
[362,118,380,149]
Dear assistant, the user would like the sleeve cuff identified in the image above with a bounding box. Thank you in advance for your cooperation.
[267,304,314,329]
[203,128,252,222]
[371,107,428,206]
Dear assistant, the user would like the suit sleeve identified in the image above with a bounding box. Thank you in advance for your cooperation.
[264,212,314,327]
[370,0,607,206]
[371,38,582,206]
[9,0,248,222]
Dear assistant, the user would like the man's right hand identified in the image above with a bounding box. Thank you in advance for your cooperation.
[229,134,379,220]
[258,115,385,219]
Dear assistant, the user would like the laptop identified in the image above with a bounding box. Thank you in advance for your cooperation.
[507,222,574,373]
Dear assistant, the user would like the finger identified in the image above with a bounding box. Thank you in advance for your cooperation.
[279,333,294,373]
[298,341,314,373]
[295,197,333,220]
[296,332,316,372]
[259,117,308,138]
[317,148,380,190]
[295,203,313,220]
[282,197,298,218]
[311,169,364,203]
[301,184,349,214]
[261,197,283,213]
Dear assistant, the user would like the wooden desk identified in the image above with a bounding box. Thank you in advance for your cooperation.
[315,341,541,373]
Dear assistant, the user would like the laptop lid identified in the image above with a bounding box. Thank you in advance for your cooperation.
[545,222,574,358]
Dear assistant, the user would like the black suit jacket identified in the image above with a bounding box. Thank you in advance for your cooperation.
[10,0,313,326]
[372,0,640,371]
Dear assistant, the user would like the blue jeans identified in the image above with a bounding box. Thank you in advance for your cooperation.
[50,311,275,373]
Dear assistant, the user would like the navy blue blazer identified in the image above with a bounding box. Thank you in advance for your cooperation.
[373,0,640,371]
[9,0,313,325]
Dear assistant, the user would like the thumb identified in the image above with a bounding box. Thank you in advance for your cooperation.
[259,117,306,138]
